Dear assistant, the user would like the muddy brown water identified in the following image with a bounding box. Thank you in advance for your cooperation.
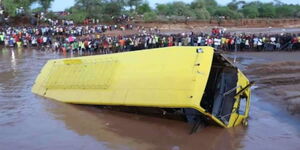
[1,48,300,150]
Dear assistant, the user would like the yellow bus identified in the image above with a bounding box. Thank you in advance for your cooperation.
[32,46,252,130]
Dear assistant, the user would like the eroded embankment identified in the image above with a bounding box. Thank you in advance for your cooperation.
[245,61,300,115]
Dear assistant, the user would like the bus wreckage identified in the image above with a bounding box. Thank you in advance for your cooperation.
[32,46,252,132]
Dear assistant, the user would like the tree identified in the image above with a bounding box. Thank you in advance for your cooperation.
[197,0,218,15]
[136,2,151,15]
[66,0,125,22]
[155,2,194,17]
[31,7,44,13]
[191,0,205,9]
[39,0,53,12]
[194,8,211,19]
[143,11,157,22]
[66,7,88,23]
[102,2,122,17]
[258,3,276,18]
[72,0,104,19]
[241,5,259,18]
[171,1,194,17]
[295,11,300,18]
[275,5,297,18]
[203,0,217,8]
[2,0,37,16]
[191,0,218,10]
[227,0,245,11]
[126,0,142,11]
[190,0,217,20]
[213,6,242,19]
[156,4,171,16]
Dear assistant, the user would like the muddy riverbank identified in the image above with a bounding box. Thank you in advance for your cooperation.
[1,48,300,150]
[233,52,300,117]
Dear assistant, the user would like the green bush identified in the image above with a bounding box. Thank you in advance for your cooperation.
[194,8,211,20]
[66,11,88,23]
[241,5,259,18]
[143,12,158,22]
[214,7,242,19]
[137,3,152,15]
[258,3,276,18]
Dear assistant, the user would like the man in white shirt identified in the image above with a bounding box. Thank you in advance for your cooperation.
[214,37,221,50]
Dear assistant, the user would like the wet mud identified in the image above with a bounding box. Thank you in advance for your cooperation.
[1,48,300,150]
[237,52,300,116]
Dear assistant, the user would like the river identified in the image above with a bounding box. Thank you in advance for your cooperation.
[0,48,300,150]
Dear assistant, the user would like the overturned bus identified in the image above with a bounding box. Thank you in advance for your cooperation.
[32,46,252,130]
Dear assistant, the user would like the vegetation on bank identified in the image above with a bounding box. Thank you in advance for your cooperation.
[1,0,300,23]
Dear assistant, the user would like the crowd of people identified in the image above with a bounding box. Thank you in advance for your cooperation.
[0,25,300,55]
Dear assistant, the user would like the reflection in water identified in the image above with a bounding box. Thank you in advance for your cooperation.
[44,100,155,150]
[44,99,246,150]
[10,49,16,72]
[0,49,300,150]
